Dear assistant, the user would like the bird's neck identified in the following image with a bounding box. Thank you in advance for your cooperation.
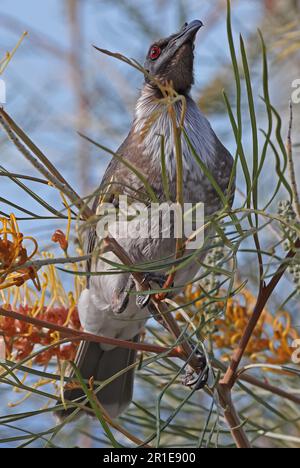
[133,83,218,190]
[134,83,190,128]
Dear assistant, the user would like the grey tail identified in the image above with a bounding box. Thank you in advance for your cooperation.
[56,336,139,420]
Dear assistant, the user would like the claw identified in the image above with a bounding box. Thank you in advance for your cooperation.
[136,273,167,309]
[183,366,209,390]
[142,273,169,288]
[183,350,209,390]
[136,273,174,309]
[136,292,151,309]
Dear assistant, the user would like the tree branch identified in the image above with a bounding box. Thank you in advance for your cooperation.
[0,307,182,358]
[221,239,300,389]
[287,101,300,220]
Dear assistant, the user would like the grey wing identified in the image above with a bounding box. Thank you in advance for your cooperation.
[213,137,236,208]
[85,127,164,283]
[97,127,165,204]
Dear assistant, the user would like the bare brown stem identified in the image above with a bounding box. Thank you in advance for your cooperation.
[216,225,300,449]
[218,384,251,448]
[0,307,181,358]
[287,101,300,220]
[68,0,91,194]
[221,240,300,389]
[238,373,300,406]
[214,357,300,405]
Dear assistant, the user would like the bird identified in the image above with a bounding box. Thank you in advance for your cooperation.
[57,20,235,420]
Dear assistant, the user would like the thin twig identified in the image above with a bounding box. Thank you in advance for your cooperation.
[0,109,93,220]
[154,104,186,302]
[218,233,300,448]
[287,101,300,220]
[2,306,299,406]
[0,307,182,358]
[0,172,48,184]
[68,0,91,194]
[6,254,91,275]
[214,357,300,405]
[217,385,251,448]
[221,238,300,389]
[239,373,300,406]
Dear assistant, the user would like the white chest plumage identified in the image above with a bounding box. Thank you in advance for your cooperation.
[134,86,218,191]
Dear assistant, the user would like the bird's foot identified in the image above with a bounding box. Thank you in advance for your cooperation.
[136,273,173,309]
[136,292,150,309]
[182,350,209,390]
[142,273,170,288]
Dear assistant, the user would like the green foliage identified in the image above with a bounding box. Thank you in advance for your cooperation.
[0,0,300,449]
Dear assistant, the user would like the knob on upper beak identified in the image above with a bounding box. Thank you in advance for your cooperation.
[173,20,204,49]
[181,20,204,38]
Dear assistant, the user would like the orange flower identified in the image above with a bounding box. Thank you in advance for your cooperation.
[1,303,81,364]
[52,229,68,252]
[0,214,40,291]
[176,285,299,366]
[1,246,85,366]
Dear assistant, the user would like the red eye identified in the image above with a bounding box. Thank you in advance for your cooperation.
[150,45,161,60]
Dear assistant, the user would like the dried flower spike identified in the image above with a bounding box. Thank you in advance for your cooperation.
[52,229,69,252]
[0,214,40,291]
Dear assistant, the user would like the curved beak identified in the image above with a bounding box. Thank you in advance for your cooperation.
[173,20,203,49]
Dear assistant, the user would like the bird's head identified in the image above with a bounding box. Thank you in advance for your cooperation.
[144,20,203,95]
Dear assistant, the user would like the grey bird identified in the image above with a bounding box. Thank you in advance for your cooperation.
[57,20,234,420]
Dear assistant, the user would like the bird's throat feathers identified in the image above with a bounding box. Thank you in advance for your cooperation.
[133,83,217,182]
